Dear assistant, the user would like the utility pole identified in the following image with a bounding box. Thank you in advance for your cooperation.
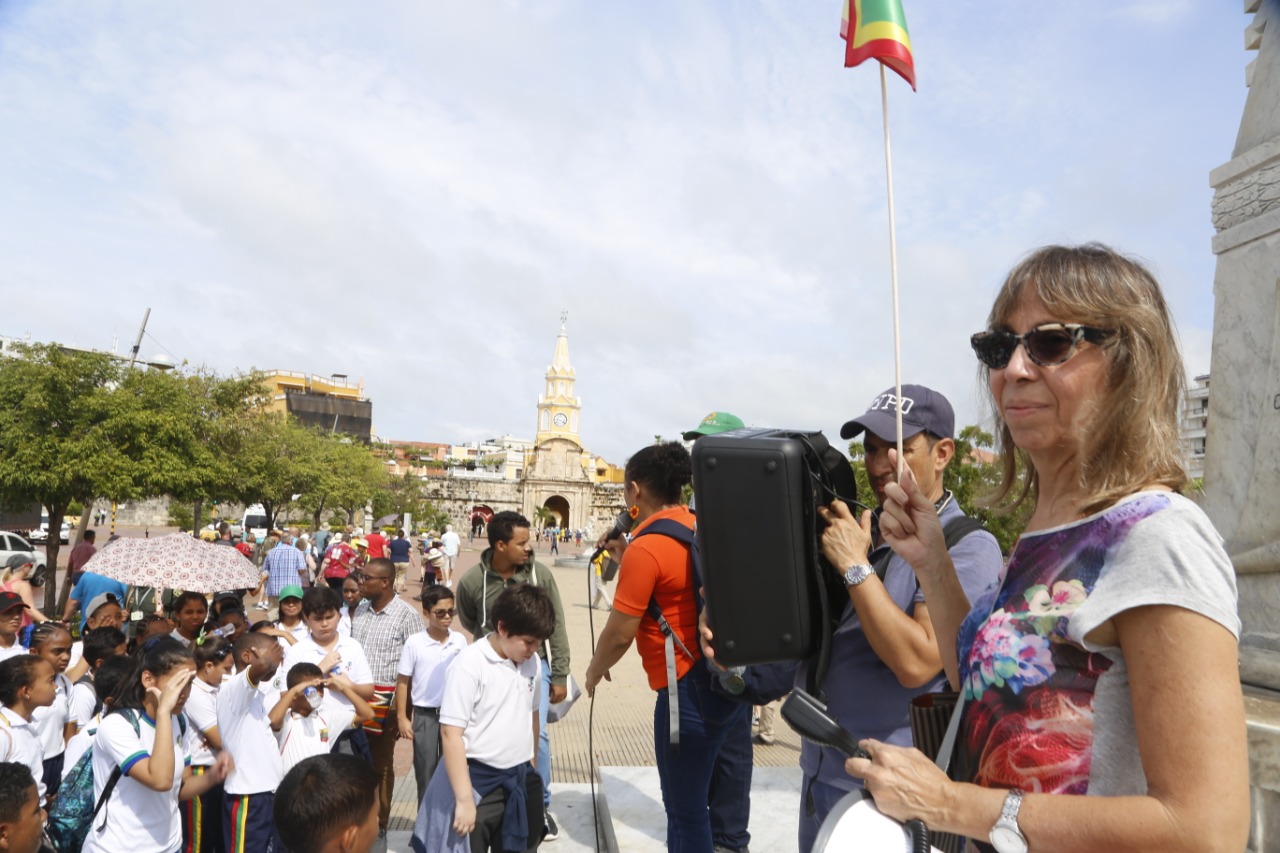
[127,308,151,368]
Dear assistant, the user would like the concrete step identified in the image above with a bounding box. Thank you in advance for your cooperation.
[598,765,803,853]
[387,782,612,853]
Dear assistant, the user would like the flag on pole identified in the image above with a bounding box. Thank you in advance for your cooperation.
[841,0,916,91]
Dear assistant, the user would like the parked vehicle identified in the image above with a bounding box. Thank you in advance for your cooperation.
[0,531,47,578]
[28,516,70,545]
[242,504,269,544]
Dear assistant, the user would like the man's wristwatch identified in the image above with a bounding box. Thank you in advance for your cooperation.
[841,563,874,587]
[989,788,1027,853]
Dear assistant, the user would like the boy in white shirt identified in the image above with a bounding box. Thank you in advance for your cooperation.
[216,632,285,853]
[270,662,374,776]
[411,585,555,853]
[395,585,466,804]
[68,627,127,729]
[278,586,376,705]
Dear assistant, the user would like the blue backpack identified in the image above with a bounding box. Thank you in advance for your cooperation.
[46,710,187,853]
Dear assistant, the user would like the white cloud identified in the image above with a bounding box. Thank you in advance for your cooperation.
[0,0,1254,464]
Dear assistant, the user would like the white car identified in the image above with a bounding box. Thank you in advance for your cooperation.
[0,531,47,577]
[28,521,70,545]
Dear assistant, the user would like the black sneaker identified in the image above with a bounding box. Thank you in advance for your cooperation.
[544,809,559,841]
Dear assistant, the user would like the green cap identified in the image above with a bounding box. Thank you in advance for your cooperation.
[682,411,745,441]
[279,585,304,602]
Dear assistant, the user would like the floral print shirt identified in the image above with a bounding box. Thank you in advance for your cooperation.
[955,491,1239,801]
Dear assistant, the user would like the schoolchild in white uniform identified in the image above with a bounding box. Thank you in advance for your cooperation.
[270,662,374,776]
[62,654,131,781]
[395,585,466,804]
[181,634,234,853]
[411,585,554,853]
[82,637,231,853]
[0,654,55,806]
[0,592,30,664]
[216,632,285,853]
[26,623,76,799]
[278,586,375,704]
[68,627,128,730]
[273,586,310,646]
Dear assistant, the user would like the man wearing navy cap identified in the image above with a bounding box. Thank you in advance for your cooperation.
[795,384,1005,852]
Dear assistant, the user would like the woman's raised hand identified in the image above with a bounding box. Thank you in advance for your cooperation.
[879,449,947,576]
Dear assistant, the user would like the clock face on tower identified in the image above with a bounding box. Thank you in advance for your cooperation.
[553,413,568,427]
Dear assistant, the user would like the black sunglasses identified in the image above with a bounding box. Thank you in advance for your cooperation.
[430,608,457,618]
[970,323,1111,370]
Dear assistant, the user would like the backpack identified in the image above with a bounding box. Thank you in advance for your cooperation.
[633,519,799,711]
[46,710,187,853]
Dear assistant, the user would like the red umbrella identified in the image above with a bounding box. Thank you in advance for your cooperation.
[80,533,261,592]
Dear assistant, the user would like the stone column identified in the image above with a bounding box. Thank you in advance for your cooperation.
[1206,4,1280,849]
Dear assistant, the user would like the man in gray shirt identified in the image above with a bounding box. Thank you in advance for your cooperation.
[796,385,1004,851]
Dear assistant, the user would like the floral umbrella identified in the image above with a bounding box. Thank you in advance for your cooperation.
[80,533,260,592]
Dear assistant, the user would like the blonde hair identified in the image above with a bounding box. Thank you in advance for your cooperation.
[982,243,1187,516]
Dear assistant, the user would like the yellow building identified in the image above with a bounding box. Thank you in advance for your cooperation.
[260,370,371,441]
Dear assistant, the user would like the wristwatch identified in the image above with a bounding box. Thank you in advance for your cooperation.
[989,788,1027,853]
[841,563,874,587]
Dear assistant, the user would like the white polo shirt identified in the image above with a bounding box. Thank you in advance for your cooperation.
[216,669,282,796]
[278,634,373,706]
[0,705,45,803]
[0,643,26,663]
[439,635,540,770]
[31,673,73,758]
[183,677,219,767]
[81,711,189,853]
[275,698,357,776]
[70,679,97,728]
[397,630,466,708]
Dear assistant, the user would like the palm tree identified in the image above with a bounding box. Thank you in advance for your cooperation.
[532,505,555,532]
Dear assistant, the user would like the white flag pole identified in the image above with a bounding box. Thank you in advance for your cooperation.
[879,63,905,477]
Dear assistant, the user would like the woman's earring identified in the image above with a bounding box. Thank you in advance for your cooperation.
[628,505,640,520]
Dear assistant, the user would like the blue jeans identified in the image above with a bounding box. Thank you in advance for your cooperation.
[708,708,752,850]
[654,663,749,853]
[797,774,858,853]
[538,663,552,808]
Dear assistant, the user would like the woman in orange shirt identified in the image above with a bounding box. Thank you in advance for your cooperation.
[585,442,748,853]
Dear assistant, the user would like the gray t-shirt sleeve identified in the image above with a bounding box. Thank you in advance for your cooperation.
[1070,492,1240,649]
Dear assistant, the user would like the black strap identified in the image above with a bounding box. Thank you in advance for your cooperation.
[872,514,985,582]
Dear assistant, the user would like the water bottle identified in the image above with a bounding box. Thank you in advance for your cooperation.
[208,624,236,640]
[303,686,323,710]
[330,661,345,676]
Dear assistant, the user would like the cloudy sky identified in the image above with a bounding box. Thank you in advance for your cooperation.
[0,1,1254,464]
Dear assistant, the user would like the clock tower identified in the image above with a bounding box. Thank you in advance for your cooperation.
[535,313,582,447]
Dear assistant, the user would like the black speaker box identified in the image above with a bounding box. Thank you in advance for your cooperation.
[692,428,851,668]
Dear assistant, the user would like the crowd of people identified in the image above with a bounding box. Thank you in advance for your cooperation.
[0,509,573,853]
[0,243,1255,853]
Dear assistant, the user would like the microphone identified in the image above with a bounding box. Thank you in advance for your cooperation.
[589,510,634,564]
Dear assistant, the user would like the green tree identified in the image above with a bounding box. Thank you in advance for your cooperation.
[0,344,220,610]
[164,370,267,530]
[532,506,555,530]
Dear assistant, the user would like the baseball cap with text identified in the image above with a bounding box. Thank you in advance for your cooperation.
[839,384,955,442]
[682,411,745,441]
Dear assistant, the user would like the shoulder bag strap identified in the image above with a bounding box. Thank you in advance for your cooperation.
[94,711,143,832]
[632,519,700,746]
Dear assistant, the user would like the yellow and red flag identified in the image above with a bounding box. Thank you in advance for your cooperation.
[841,0,915,91]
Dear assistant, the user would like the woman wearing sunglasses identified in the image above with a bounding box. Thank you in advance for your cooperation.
[846,244,1248,852]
